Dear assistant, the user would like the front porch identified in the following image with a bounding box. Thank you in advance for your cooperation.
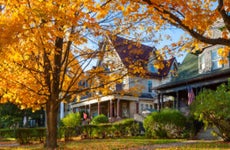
[70,94,157,121]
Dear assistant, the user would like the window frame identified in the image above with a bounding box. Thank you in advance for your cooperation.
[211,49,223,70]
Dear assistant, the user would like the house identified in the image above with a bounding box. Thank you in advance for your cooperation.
[69,36,177,121]
[154,20,230,115]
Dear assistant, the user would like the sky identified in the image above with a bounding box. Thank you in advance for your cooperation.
[145,28,187,63]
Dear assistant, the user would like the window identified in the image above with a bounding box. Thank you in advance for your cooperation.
[148,63,157,73]
[199,54,205,70]
[150,104,153,109]
[148,80,152,93]
[140,104,144,111]
[145,104,148,110]
[170,64,177,77]
[116,83,123,91]
[211,50,222,70]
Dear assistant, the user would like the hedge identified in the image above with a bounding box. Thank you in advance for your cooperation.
[0,119,140,143]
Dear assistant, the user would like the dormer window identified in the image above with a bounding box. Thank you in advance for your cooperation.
[211,49,223,70]
[148,51,158,73]
[199,47,224,74]
[170,64,178,77]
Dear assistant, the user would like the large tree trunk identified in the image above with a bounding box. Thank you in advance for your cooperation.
[45,100,59,149]
[43,37,63,149]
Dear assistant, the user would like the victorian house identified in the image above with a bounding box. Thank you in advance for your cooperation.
[69,36,177,121]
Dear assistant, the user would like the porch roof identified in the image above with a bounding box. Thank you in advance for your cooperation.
[71,93,157,108]
[154,53,230,93]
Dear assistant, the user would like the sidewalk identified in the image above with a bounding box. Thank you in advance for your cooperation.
[0,141,20,147]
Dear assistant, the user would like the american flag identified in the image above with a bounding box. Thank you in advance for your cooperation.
[83,112,87,120]
[187,86,195,105]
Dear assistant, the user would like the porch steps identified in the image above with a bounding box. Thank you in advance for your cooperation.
[134,113,145,122]
[134,113,145,134]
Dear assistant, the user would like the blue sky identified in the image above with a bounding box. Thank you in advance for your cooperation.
[142,27,188,63]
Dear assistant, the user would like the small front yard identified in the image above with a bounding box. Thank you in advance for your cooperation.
[0,137,229,150]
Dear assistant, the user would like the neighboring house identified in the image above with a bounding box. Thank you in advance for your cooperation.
[154,47,230,115]
[69,36,177,121]
[154,19,230,115]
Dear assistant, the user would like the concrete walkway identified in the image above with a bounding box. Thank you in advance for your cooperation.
[0,141,20,147]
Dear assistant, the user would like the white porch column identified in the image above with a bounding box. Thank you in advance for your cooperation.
[60,102,64,119]
[110,99,113,118]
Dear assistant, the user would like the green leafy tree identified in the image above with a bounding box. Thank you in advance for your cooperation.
[0,103,23,128]
[191,82,230,141]
[0,102,45,128]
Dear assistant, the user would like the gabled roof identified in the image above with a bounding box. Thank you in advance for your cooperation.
[109,36,175,78]
[110,36,153,67]
[148,57,175,78]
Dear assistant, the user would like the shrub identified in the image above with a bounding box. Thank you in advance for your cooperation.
[81,125,98,139]
[143,108,187,138]
[61,112,81,128]
[113,119,140,137]
[79,119,140,139]
[15,128,46,144]
[60,112,82,141]
[190,82,230,141]
[0,128,15,138]
[90,114,108,125]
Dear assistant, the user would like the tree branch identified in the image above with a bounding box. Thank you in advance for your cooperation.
[142,0,230,47]
[217,0,230,32]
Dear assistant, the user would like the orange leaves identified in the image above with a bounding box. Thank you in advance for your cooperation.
[222,31,229,39]
[96,9,108,20]
[218,47,230,65]
[153,61,164,70]
[218,47,229,57]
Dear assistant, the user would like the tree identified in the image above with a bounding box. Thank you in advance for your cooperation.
[120,0,230,58]
[0,1,136,149]
[190,82,230,141]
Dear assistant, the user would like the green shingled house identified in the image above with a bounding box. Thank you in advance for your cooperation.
[154,45,230,115]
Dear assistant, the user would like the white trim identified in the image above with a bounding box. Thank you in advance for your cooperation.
[71,95,140,108]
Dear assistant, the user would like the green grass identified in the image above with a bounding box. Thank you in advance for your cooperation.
[0,137,229,150]
[61,138,182,150]
[158,141,230,150]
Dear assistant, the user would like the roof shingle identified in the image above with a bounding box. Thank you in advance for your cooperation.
[110,36,175,78]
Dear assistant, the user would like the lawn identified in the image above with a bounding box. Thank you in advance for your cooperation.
[0,137,229,150]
